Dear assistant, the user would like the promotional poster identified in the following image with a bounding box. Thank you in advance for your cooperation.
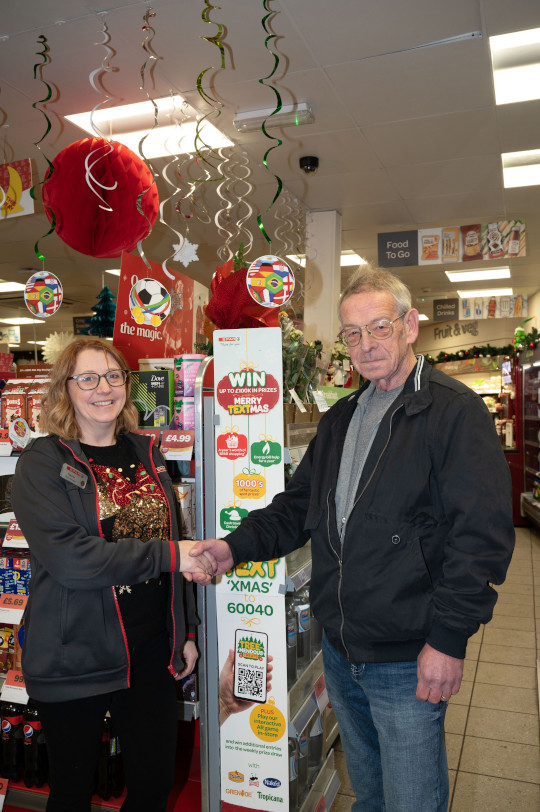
[213,328,289,811]
[112,253,208,369]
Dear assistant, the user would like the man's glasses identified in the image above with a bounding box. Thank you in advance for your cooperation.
[338,313,407,347]
[67,369,129,390]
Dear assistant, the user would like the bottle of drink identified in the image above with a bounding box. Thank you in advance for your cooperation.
[297,730,309,802]
[96,717,112,800]
[294,588,311,673]
[1,701,24,781]
[23,701,48,788]
[109,720,125,798]
[285,596,297,687]
[310,611,322,658]
[308,712,324,783]
[288,736,298,811]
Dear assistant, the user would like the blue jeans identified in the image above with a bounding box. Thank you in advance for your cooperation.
[322,635,448,812]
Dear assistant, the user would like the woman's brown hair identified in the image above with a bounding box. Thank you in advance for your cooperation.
[41,338,139,440]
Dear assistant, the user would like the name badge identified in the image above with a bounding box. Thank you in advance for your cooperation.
[60,463,88,489]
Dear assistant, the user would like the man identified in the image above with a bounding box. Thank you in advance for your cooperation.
[191,266,515,811]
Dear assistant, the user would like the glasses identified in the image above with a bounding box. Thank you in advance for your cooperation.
[338,313,407,347]
[67,369,129,390]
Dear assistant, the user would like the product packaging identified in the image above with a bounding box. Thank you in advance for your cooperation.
[173,481,195,538]
[130,370,174,427]
[170,397,195,430]
[460,224,483,261]
[174,355,205,398]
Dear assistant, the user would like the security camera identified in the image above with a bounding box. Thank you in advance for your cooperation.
[299,156,319,174]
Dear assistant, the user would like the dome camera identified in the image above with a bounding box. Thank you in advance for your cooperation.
[299,156,319,174]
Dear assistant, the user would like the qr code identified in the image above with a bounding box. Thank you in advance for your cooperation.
[236,666,264,698]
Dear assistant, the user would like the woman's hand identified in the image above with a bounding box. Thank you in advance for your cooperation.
[179,540,216,585]
[174,639,198,680]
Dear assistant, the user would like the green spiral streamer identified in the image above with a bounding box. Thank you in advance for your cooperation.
[30,34,56,261]
[256,0,284,246]
[193,1,226,179]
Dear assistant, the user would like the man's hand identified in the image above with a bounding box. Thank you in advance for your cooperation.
[175,639,198,681]
[179,540,216,585]
[190,538,234,576]
[416,642,464,703]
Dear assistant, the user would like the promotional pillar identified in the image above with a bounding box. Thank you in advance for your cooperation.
[213,327,289,811]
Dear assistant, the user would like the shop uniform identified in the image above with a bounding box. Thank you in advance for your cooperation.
[11,432,195,812]
[224,355,515,811]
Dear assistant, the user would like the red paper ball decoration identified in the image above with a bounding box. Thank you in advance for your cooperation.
[42,137,159,258]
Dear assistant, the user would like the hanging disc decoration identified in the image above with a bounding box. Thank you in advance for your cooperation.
[24,270,63,317]
[129,278,171,327]
[246,255,295,308]
[41,137,159,259]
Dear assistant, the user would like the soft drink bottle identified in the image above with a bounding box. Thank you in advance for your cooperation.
[1,701,24,781]
[297,730,309,802]
[96,717,112,799]
[109,720,125,798]
[23,701,48,788]
[308,712,324,783]
[285,596,297,687]
[288,736,298,811]
[293,588,311,673]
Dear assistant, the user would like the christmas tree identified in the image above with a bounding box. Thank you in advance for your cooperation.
[84,285,117,337]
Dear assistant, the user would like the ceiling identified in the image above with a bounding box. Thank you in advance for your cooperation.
[1,0,540,352]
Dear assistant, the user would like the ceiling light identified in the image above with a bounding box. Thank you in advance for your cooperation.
[502,149,540,188]
[456,288,513,298]
[66,95,233,159]
[418,314,429,321]
[0,318,44,325]
[340,252,367,266]
[490,27,540,104]
[446,268,511,283]
[286,252,366,268]
[27,340,46,346]
[105,269,121,276]
[0,282,26,292]
[234,103,313,133]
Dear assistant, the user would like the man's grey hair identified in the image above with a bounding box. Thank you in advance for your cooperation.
[339,265,412,321]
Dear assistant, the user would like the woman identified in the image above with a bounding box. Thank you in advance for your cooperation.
[11,337,212,812]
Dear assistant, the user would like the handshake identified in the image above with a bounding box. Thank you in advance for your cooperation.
[178,539,234,585]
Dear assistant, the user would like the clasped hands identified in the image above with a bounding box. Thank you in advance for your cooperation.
[179,538,234,585]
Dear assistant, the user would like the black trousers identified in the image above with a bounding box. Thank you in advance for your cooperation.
[34,630,178,812]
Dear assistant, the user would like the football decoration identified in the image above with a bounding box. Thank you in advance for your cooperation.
[24,270,63,317]
[129,278,171,327]
[246,255,295,308]
[41,137,159,259]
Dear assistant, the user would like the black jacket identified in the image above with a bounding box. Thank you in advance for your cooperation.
[225,356,515,662]
[11,432,195,702]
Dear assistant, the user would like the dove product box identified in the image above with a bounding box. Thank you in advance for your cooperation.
[131,370,174,428]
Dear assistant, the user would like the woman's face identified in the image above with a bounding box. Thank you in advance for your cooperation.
[67,348,127,444]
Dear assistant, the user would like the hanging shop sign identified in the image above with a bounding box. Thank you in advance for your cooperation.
[112,253,208,369]
[378,220,526,268]
[433,299,459,322]
[214,327,289,812]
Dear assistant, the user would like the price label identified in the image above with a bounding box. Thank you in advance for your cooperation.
[289,389,307,412]
[0,593,27,624]
[313,673,329,712]
[1,669,28,705]
[160,431,195,461]
[312,390,329,412]
[0,430,11,457]
[314,796,327,812]
[0,776,7,810]
[3,519,28,549]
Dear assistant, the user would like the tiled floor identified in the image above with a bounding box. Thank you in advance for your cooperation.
[331,525,540,811]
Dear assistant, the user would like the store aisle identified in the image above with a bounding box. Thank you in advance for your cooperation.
[331,525,540,811]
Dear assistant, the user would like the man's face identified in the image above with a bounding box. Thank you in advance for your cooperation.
[339,290,419,391]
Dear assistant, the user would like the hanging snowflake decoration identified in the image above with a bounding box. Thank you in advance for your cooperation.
[42,332,75,365]
[173,238,199,267]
